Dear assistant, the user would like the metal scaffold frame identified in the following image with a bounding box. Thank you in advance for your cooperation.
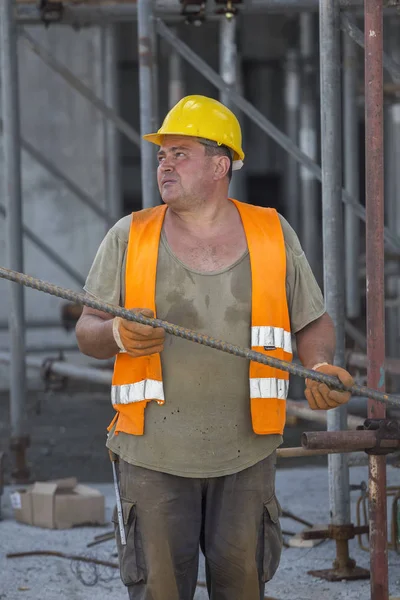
[1,1,399,598]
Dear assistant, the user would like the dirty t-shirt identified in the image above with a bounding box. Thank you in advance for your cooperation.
[84,213,325,478]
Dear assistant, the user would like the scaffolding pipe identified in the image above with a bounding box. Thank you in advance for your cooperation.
[13,0,377,26]
[168,28,184,108]
[283,48,300,231]
[302,430,400,453]
[151,13,159,135]
[286,399,364,429]
[348,352,400,377]
[219,16,245,203]
[0,205,85,287]
[0,320,66,330]
[4,344,80,354]
[0,352,113,386]
[341,13,400,84]
[0,0,29,481]
[319,0,350,527]
[277,447,400,466]
[364,1,388,598]
[219,17,237,164]
[155,19,400,254]
[299,13,320,282]
[345,319,366,350]
[20,29,141,149]
[138,0,158,208]
[343,30,361,319]
[101,24,122,223]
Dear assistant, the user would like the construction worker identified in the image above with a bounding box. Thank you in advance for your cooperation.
[75,95,354,600]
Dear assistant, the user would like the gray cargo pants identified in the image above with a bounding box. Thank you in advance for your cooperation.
[113,453,282,600]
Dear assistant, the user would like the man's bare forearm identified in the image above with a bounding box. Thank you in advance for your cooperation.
[75,307,119,360]
[295,312,336,369]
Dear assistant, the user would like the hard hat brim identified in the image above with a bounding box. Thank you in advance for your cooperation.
[143,131,244,163]
[142,132,163,146]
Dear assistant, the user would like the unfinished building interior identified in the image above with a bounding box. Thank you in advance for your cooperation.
[0,1,400,599]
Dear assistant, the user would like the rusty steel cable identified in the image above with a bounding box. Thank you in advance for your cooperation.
[1,266,400,409]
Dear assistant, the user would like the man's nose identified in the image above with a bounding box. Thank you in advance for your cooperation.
[159,156,174,172]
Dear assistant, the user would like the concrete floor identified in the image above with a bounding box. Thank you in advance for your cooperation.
[1,465,399,600]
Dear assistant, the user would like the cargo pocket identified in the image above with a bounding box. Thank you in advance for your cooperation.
[262,495,283,583]
[112,499,146,586]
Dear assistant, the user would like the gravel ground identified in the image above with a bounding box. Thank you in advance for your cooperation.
[1,466,400,600]
[0,384,399,599]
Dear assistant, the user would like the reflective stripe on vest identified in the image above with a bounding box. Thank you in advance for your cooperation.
[111,380,164,405]
[251,326,292,353]
[109,199,292,437]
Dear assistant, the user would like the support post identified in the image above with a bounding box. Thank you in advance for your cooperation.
[300,13,321,282]
[101,24,122,223]
[137,0,158,208]
[364,1,388,599]
[317,0,367,581]
[168,27,184,108]
[0,0,29,481]
[343,29,361,319]
[319,0,350,527]
[283,47,300,231]
[219,15,246,202]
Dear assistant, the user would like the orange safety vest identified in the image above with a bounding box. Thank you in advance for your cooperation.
[108,199,292,437]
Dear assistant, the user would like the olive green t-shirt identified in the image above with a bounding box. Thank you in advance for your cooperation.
[84,212,325,478]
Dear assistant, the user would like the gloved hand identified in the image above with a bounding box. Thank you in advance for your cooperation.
[113,309,165,357]
[305,363,354,410]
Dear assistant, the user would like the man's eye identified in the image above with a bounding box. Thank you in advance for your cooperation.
[176,152,185,158]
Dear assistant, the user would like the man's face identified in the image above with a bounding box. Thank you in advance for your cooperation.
[156,136,214,207]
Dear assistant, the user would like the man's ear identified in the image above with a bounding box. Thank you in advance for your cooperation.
[213,155,230,180]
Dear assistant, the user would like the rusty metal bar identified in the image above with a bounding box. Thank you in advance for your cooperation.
[364,0,388,598]
[302,430,400,452]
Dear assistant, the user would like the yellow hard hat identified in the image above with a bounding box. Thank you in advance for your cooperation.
[143,95,244,169]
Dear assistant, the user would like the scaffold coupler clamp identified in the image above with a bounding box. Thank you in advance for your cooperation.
[357,419,400,456]
[39,0,64,27]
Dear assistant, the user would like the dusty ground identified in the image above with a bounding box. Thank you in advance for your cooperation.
[1,467,400,600]
[1,383,399,600]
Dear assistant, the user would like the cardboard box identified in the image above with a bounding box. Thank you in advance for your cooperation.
[10,477,105,529]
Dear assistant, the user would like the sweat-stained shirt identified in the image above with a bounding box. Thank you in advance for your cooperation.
[84,212,325,478]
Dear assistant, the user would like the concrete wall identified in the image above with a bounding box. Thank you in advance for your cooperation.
[0,25,108,388]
